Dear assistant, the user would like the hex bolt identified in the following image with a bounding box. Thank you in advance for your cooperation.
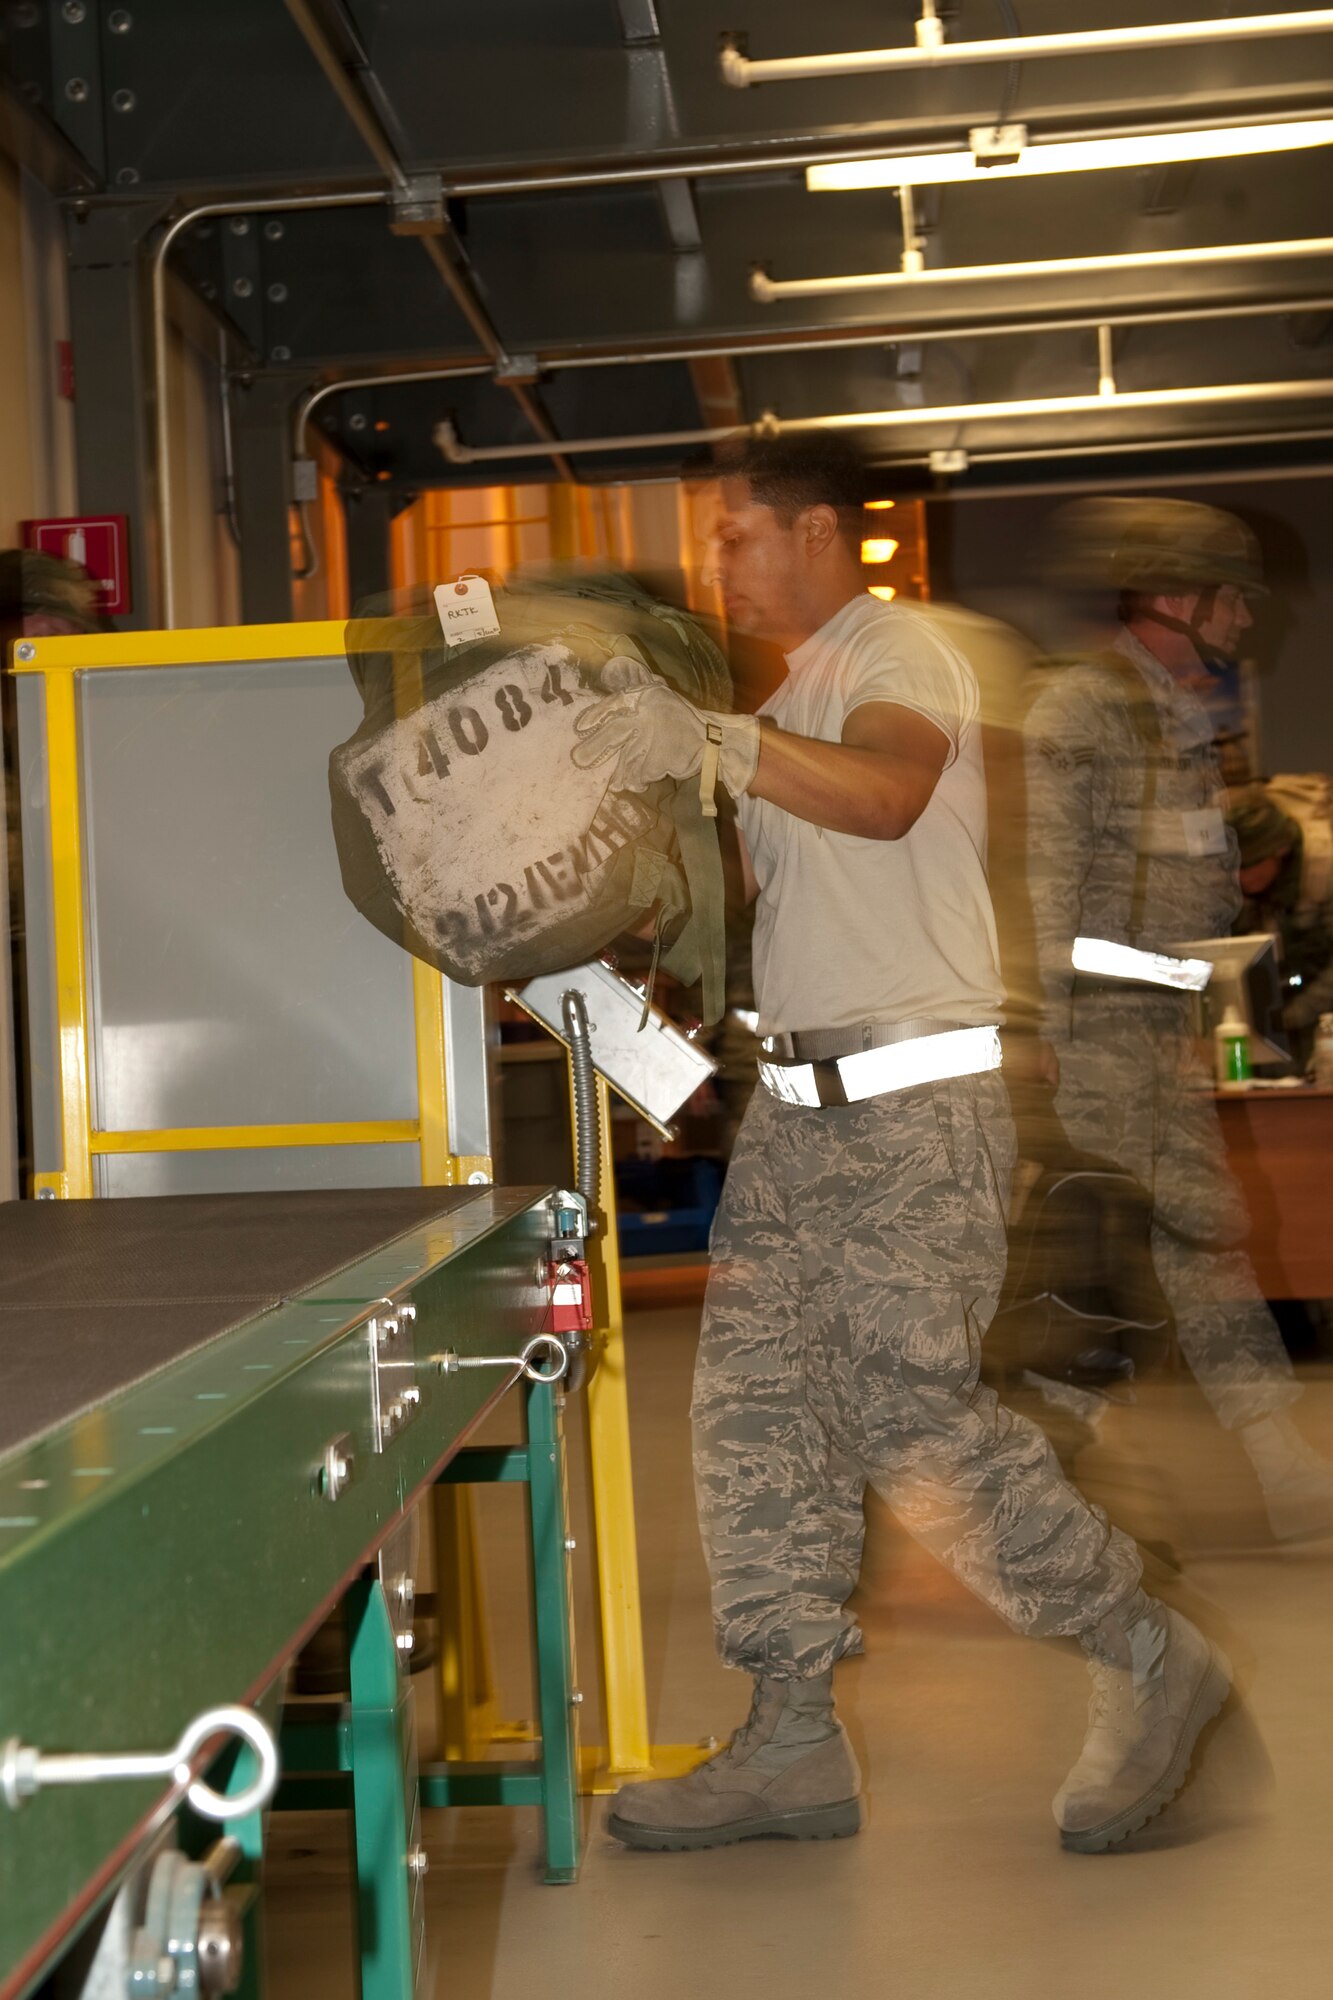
[266,282,288,304]
[115,167,140,186]
[407,1847,429,1882]
[348,412,368,432]
[232,277,253,299]
[228,216,250,237]
[269,346,291,362]
[109,7,133,30]
[111,88,136,113]
[319,1435,354,1502]
[570,1690,584,1706]
[61,2,87,23]
[64,77,88,103]
[15,642,35,663]
[564,1537,577,1552]
[263,219,285,242]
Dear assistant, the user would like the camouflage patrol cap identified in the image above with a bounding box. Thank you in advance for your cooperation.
[1224,784,1300,869]
[1045,497,1266,596]
[0,549,100,631]
[1112,500,1266,595]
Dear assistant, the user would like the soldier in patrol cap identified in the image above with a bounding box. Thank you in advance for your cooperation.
[0,548,101,640]
[1023,498,1333,1540]
[1226,780,1333,1073]
[571,438,1233,1859]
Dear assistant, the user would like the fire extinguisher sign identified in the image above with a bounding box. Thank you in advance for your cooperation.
[21,515,131,616]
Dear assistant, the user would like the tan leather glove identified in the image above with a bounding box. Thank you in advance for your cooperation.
[570,674,760,816]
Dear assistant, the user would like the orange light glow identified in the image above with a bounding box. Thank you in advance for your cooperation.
[869,585,897,601]
[866,499,896,510]
[861,538,900,565]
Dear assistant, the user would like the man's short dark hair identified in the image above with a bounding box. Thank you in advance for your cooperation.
[694,433,869,533]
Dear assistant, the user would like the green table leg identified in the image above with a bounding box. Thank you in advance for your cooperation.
[525,1381,581,1884]
[346,1576,424,1999]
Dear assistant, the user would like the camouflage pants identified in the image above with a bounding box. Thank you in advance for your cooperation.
[694,1072,1142,1681]
[1056,995,1298,1432]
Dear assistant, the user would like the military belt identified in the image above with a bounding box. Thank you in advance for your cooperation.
[757,1020,1002,1109]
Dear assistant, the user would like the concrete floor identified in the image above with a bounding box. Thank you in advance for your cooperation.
[266,1305,1333,2000]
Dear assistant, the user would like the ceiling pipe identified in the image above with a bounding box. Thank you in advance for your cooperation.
[294,291,1333,462]
[751,234,1333,303]
[433,378,1333,468]
[153,188,387,627]
[281,0,574,482]
[720,11,1333,88]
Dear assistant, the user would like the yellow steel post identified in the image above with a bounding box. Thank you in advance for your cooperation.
[411,960,453,1187]
[581,1069,653,1781]
[39,666,93,1200]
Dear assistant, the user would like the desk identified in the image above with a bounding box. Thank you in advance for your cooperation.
[1215,1088,1333,1298]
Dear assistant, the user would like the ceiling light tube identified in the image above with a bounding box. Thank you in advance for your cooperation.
[806,118,1333,190]
[751,235,1333,303]
[722,12,1333,88]
[435,378,1333,467]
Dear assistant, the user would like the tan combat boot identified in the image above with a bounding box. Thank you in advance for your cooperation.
[607,1672,862,1852]
[1240,1412,1333,1543]
[1054,1592,1231,1853]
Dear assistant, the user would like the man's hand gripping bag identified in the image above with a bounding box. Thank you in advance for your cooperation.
[328,572,734,1020]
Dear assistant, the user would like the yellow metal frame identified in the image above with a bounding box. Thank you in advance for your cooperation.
[9,621,484,1197]
[10,619,693,1793]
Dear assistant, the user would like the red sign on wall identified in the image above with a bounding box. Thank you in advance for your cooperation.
[21,514,132,616]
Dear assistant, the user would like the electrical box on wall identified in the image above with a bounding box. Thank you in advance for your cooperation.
[22,515,131,616]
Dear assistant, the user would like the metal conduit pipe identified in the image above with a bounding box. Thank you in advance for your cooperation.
[282,0,575,483]
[152,188,388,627]
[720,11,1333,88]
[751,235,1333,304]
[433,378,1333,467]
[294,292,1333,460]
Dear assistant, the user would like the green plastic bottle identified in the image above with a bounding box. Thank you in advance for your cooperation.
[1215,1005,1252,1090]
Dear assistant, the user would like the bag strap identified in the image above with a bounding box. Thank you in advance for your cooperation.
[661,783,728,1027]
[1094,649,1162,947]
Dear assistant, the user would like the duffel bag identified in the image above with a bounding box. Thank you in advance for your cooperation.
[329,569,734,1020]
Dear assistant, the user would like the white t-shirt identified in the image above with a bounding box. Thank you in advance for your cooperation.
[737,593,1003,1035]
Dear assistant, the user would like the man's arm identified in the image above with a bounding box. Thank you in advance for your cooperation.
[746,701,950,841]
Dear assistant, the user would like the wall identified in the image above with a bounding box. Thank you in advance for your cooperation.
[927,472,1333,779]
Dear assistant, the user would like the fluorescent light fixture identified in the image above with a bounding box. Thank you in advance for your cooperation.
[807,119,1333,191]
[868,585,897,601]
[1071,936,1212,992]
[861,537,900,563]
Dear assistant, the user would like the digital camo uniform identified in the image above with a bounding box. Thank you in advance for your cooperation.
[1023,627,1298,1431]
[695,1071,1142,1677]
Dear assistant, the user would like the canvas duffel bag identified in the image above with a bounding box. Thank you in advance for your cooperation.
[329,569,734,1020]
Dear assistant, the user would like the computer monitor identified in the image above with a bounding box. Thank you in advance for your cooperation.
[1172,932,1290,1068]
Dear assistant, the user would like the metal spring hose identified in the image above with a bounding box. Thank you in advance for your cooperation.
[561,988,601,1226]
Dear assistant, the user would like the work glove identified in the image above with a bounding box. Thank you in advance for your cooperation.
[572,659,761,817]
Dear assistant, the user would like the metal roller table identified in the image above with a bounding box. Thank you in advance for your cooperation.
[0,1184,588,2000]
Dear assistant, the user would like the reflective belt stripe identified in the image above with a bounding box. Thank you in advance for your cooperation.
[758,1025,1002,1107]
[699,723,722,821]
[1071,935,1212,992]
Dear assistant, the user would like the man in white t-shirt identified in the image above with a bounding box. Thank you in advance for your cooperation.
[571,437,1229,1857]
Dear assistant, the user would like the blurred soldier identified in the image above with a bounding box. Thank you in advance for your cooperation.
[1226,781,1333,1074]
[577,439,1231,1858]
[1024,500,1333,1541]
